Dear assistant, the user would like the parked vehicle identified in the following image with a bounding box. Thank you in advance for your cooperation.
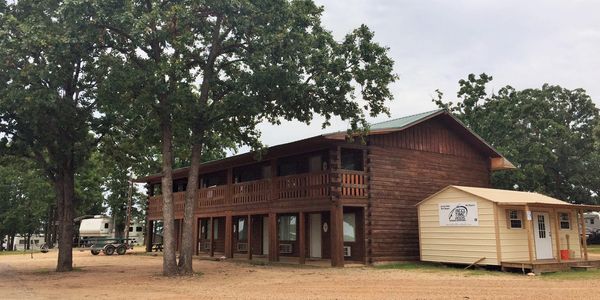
[78,215,145,247]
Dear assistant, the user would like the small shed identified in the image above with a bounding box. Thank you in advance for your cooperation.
[417,186,600,273]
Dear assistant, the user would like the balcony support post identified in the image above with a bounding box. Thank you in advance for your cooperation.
[225,212,233,258]
[330,201,344,267]
[209,217,215,257]
[247,214,253,261]
[145,219,153,253]
[268,212,279,262]
[299,211,306,264]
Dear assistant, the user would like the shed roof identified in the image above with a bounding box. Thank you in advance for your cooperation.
[418,186,600,210]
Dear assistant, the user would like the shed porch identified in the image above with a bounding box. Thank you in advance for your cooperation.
[501,258,600,274]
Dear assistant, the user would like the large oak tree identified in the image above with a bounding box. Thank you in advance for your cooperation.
[0,0,109,270]
[93,0,397,275]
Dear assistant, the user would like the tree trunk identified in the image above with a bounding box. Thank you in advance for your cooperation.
[8,235,14,251]
[25,234,30,251]
[178,141,203,275]
[55,165,75,272]
[159,106,178,276]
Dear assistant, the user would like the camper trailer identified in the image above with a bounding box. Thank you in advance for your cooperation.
[584,212,600,242]
[79,215,145,246]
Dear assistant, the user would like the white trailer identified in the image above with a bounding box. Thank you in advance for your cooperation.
[584,212,600,235]
[79,215,145,246]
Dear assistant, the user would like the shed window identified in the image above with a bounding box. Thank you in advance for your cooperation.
[559,213,571,230]
[278,215,297,241]
[507,210,522,229]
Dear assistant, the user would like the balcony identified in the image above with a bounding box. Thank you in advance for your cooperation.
[147,170,367,219]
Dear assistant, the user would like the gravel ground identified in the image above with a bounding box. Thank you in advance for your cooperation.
[0,249,598,299]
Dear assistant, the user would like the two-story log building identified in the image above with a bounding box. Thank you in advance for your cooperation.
[139,109,515,266]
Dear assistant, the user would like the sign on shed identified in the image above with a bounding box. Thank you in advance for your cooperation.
[438,202,479,226]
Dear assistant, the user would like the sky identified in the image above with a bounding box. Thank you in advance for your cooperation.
[245,0,600,151]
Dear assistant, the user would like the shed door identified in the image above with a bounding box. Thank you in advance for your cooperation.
[533,212,553,260]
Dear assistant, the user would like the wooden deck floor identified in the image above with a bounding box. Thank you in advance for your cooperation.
[501,259,600,274]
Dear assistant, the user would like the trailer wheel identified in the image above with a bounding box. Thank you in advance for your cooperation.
[104,245,115,256]
[91,249,100,255]
[116,245,127,255]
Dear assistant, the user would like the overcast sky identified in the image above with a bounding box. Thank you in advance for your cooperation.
[246,0,600,151]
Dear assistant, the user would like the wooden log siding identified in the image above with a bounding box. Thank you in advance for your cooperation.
[367,119,491,262]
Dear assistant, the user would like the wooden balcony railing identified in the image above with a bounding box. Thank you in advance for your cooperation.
[340,170,368,198]
[277,172,330,200]
[147,170,366,218]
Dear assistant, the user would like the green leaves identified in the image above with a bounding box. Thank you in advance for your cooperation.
[435,74,600,204]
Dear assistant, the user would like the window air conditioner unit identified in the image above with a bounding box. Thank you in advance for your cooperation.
[343,246,351,257]
[237,243,248,252]
[279,243,293,254]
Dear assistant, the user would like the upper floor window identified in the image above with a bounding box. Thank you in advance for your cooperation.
[200,171,227,188]
[341,148,364,171]
[559,212,571,230]
[507,210,522,229]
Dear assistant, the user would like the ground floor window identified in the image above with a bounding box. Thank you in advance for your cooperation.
[237,218,247,241]
[343,213,356,242]
[278,215,297,241]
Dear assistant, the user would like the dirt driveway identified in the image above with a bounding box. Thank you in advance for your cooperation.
[0,250,598,299]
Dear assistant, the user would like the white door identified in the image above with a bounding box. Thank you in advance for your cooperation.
[533,212,553,260]
[262,216,269,255]
[309,213,322,258]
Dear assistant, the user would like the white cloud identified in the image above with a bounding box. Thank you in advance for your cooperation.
[241,0,600,152]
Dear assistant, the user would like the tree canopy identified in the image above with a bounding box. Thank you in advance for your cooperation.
[434,74,600,204]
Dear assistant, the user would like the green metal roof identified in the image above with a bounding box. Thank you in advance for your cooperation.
[369,109,444,130]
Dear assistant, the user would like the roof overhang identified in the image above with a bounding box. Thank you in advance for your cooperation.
[496,203,600,211]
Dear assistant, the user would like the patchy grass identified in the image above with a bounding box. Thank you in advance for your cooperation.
[374,262,448,271]
[374,262,503,277]
[587,244,600,254]
[542,268,600,280]
[0,250,41,256]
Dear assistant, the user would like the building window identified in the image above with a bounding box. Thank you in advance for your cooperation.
[278,215,297,241]
[104,223,109,229]
[237,218,247,241]
[340,149,364,171]
[343,213,356,242]
[507,210,522,229]
[211,220,219,240]
[559,213,571,230]
[592,219,596,225]
[129,226,134,232]
[136,226,142,232]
